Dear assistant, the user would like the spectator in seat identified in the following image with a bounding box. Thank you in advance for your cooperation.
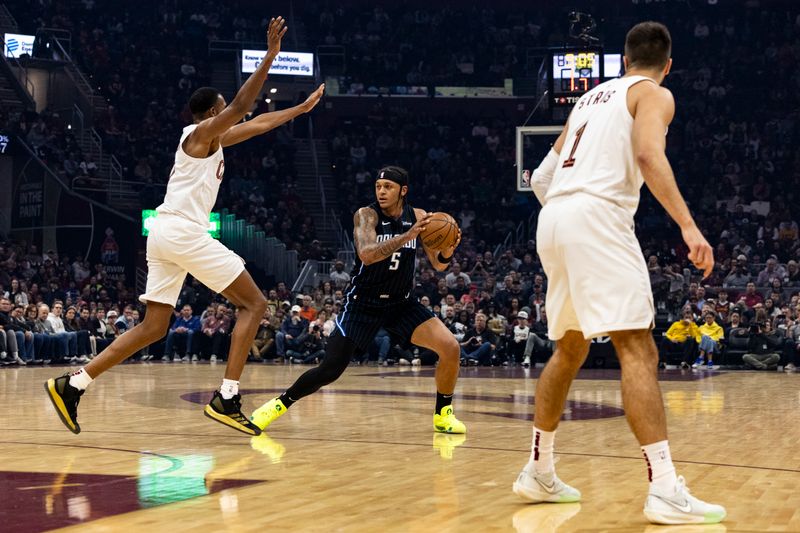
[757,257,786,287]
[200,304,231,363]
[523,307,554,366]
[115,305,136,334]
[784,260,800,286]
[508,310,530,366]
[742,282,764,308]
[64,306,93,363]
[661,310,699,369]
[723,258,751,288]
[165,304,201,362]
[692,313,724,369]
[714,290,733,321]
[724,311,745,339]
[288,324,326,364]
[251,309,279,362]
[45,302,84,363]
[10,304,35,363]
[299,294,318,322]
[742,319,782,370]
[92,309,115,353]
[460,312,497,366]
[0,297,27,364]
[276,305,309,360]
[329,260,351,289]
[36,304,71,363]
[25,304,49,363]
[445,262,471,289]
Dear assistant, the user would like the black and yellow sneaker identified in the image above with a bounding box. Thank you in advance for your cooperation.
[204,391,262,436]
[44,374,84,434]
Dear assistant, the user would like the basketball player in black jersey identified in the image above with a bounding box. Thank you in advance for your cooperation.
[251,166,466,434]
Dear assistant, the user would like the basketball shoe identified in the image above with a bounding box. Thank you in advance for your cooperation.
[44,374,84,434]
[643,475,726,524]
[250,397,288,430]
[433,405,466,434]
[513,468,581,503]
[204,391,261,436]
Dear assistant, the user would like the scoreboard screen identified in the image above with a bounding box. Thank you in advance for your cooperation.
[549,49,622,107]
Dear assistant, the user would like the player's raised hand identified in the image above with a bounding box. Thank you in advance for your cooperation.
[682,225,714,279]
[301,84,325,113]
[267,16,288,56]
[407,212,433,239]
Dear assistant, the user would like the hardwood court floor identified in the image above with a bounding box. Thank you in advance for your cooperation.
[2,363,799,532]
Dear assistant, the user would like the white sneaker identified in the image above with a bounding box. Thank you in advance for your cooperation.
[399,358,410,365]
[14,355,26,366]
[76,355,90,364]
[181,354,190,362]
[210,354,218,363]
[411,358,421,366]
[643,475,726,525]
[522,356,531,368]
[191,354,199,362]
[512,469,581,503]
[173,354,181,362]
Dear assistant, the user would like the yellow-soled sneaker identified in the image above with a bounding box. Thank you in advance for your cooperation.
[250,434,286,463]
[250,397,288,431]
[204,391,261,436]
[433,433,466,460]
[433,405,466,434]
[44,374,84,434]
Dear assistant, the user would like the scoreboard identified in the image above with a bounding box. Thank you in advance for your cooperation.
[548,48,622,107]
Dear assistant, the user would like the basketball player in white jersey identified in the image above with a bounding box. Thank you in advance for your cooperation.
[45,17,325,436]
[513,22,726,525]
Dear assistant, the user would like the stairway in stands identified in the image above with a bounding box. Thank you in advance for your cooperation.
[293,138,339,247]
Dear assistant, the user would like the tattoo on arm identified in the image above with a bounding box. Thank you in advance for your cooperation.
[354,208,409,265]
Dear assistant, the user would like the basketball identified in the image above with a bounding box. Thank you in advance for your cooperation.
[420,212,459,250]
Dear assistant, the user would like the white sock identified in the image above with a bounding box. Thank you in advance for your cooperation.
[642,440,678,493]
[220,379,239,400]
[68,368,93,390]
[526,426,556,475]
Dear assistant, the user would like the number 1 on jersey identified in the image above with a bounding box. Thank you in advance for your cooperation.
[389,251,401,270]
[562,122,587,169]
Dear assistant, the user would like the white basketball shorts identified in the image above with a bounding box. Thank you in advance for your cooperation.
[139,214,245,306]
[536,193,654,340]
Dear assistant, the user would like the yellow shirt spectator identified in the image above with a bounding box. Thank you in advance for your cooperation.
[696,318,724,342]
[665,319,699,343]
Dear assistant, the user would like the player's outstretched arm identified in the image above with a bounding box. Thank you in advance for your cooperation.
[631,82,714,278]
[418,208,461,271]
[354,208,431,265]
[193,17,288,144]
[220,84,325,147]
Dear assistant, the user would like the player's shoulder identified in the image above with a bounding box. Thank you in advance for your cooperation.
[354,205,379,223]
[628,80,674,117]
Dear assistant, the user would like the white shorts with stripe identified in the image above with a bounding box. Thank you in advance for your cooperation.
[139,213,245,306]
[536,193,654,340]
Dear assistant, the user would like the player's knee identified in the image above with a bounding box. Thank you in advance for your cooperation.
[439,336,460,360]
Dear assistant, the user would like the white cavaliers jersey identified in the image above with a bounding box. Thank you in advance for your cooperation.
[156,124,225,228]
[545,75,656,216]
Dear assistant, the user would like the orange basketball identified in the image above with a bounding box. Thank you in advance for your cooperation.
[420,212,459,250]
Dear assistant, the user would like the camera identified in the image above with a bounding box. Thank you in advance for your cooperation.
[749,322,763,334]
[313,325,320,332]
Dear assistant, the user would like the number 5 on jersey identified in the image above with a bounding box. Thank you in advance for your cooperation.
[562,121,588,168]
[389,251,401,270]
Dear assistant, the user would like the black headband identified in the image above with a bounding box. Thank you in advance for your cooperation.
[377,166,408,187]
